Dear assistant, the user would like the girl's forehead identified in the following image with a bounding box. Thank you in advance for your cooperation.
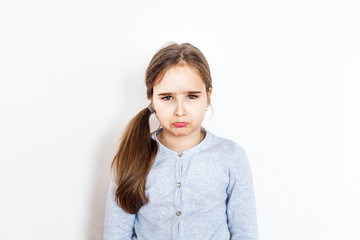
[153,65,205,92]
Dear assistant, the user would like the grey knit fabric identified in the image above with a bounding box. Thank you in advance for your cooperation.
[104,128,258,240]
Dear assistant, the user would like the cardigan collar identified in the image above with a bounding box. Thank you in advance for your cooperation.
[151,127,213,156]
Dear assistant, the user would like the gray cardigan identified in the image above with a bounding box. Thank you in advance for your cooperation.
[104,128,258,240]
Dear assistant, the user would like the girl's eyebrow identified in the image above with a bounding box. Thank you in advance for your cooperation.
[157,91,202,96]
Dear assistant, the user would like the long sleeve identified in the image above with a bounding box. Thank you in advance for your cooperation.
[103,178,136,240]
[226,145,259,240]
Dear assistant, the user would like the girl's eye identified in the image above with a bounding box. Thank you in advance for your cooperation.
[188,95,198,100]
[162,96,173,101]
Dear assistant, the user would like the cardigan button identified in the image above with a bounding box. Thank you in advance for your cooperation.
[176,182,182,188]
[176,211,181,216]
[178,152,183,157]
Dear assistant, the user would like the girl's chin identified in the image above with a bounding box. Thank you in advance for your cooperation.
[163,126,190,134]
[165,126,201,136]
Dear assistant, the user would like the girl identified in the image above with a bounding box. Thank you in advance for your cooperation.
[104,43,258,240]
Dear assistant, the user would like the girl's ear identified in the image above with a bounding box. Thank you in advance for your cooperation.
[149,98,156,114]
[151,102,156,114]
[207,87,213,106]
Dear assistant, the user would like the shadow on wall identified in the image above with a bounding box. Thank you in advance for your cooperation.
[84,123,117,240]
[84,66,146,239]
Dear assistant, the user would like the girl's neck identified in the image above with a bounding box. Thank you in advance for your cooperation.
[157,128,205,152]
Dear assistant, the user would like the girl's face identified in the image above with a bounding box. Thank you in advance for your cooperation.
[152,64,212,138]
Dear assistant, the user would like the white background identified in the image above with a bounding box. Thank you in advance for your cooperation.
[1,0,359,239]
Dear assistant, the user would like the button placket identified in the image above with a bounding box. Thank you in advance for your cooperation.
[176,152,183,220]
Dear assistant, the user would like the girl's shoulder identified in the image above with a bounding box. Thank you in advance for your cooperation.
[208,132,250,173]
[207,131,247,160]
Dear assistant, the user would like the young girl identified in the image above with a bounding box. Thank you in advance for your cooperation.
[104,43,258,240]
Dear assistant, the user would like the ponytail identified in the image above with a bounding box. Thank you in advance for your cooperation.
[111,107,159,214]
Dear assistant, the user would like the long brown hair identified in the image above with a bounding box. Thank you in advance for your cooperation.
[111,43,213,214]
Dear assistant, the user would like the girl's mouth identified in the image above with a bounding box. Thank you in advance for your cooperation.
[173,122,189,128]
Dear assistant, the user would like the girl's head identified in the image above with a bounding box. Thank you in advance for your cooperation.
[111,43,213,214]
[145,43,213,100]
[145,43,213,137]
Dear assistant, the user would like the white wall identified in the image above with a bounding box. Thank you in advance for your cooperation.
[1,0,359,239]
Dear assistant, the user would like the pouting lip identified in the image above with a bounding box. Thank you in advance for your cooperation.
[173,122,189,127]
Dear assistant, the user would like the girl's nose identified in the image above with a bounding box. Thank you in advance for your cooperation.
[174,102,186,116]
